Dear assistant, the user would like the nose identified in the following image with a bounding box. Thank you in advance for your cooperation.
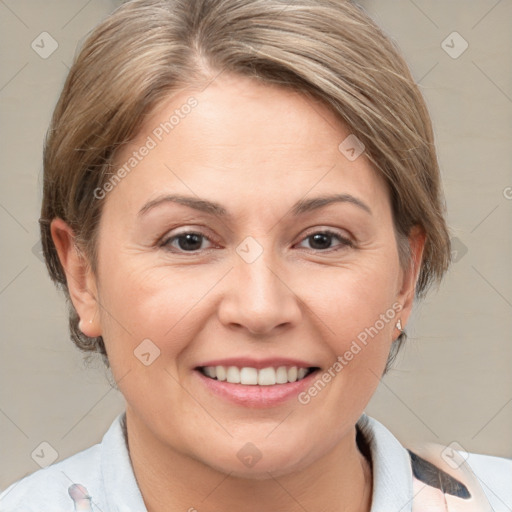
[217,249,302,336]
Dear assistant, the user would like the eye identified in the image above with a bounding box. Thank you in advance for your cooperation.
[161,231,215,253]
[159,228,352,254]
[296,230,353,251]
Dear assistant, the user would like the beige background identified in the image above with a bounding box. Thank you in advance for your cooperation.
[1,0,511,491]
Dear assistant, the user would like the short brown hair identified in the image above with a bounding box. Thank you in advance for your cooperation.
[40,0,451,369]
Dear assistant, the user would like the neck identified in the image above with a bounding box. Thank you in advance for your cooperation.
[125,409,372,512]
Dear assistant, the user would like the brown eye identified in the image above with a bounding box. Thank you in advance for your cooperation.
[162,232,213,252]
[297,230,353,251]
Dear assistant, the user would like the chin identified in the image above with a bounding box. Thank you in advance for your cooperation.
[195,440,316,480]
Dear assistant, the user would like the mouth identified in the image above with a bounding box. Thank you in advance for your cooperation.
[197,365,320,386]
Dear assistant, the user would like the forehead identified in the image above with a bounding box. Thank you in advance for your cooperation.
[107,73,390,217]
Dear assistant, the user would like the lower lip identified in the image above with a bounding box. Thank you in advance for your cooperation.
[194,369,319,408]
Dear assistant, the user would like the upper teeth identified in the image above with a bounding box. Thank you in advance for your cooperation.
[202,366,310,385]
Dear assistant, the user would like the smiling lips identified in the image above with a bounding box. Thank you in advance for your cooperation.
[195,360,322,407]
[199,365,316,385]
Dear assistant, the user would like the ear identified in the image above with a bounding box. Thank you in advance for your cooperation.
[50,218,102,338]
[395,225,426,330]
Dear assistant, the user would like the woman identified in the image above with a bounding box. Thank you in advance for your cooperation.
[1,0,510,510]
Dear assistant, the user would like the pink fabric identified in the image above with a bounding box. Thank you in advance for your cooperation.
[412,475,448,511]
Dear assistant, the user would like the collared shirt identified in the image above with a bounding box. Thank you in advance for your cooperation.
[1,412,510,511]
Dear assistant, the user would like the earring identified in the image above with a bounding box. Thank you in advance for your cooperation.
[78,319,93,333]
[396,319,404,334]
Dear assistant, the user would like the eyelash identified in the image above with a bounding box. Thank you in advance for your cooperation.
[159,229,354,254]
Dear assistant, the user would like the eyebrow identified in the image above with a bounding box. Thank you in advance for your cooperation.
[138,193,372,218]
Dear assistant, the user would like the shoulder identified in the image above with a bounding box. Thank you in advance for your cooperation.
[1,412,146,512]
[0,442,103,512]
[464,451,512,510]
[0,412,133,512]
[357,414,511,511]
[407,441,511,511]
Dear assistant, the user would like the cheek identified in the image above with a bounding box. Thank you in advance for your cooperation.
[95,254,218,364]
[304,256,400,337]
[297,254,402,402]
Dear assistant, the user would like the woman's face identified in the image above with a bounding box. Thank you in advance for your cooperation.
[66,74,421,477]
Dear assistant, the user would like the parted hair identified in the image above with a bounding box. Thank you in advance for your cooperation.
[40,0,451,370]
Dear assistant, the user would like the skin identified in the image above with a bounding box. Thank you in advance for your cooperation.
[52,73,425,512]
